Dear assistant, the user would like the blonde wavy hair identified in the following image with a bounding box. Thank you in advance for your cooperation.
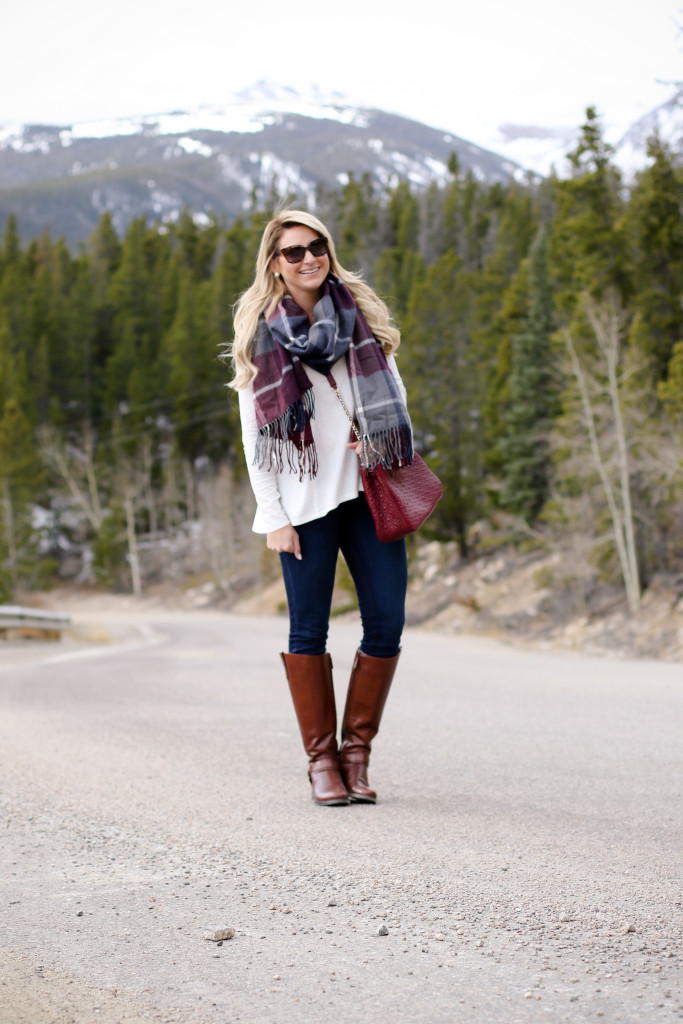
[229,209,400,390]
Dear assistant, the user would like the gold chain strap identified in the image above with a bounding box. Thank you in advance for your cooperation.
[330,384,383,458]
[330,383,362,442]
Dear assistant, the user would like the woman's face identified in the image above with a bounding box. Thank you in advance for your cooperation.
[271,225,330,309]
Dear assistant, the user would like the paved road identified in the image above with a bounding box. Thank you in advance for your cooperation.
[1,612,681,1024]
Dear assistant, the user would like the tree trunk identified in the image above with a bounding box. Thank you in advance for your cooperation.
[124,493,142,597]
[142,437,157,537]
[585,298,641,611]
[42,429,103,532]
[564,307,641,614]
[83,424,103,529]
[1,478,18,598]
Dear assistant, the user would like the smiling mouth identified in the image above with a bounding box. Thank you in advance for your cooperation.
[300,267,320,275]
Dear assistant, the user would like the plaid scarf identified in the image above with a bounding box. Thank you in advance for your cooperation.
[251,274,413,478]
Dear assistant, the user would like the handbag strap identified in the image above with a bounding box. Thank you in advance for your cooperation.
[328,374,362,442]
[327,375,382,458]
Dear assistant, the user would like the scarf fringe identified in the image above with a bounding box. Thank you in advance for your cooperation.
[254,391,318,480]
[363,424,414,472]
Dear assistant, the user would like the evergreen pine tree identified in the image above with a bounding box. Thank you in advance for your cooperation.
[402,251,482,553]
[331,173,379,274]
[373,182,424,318]
[471,184,539,475]
[0,217,31,420]
[0,214,21,273]
[549,107,630,318]
[158,270,225,461]
[658,339,683,431]
[498,228,559,522]
[0,398,46,599]
[104,218,161,424]
[88,213,121,408]
[626,136,683,383]
[27,232,79,426]
[480,261,530,476]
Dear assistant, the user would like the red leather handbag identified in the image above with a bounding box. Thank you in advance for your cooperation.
[331,381,443,543]
[360,455,443,543]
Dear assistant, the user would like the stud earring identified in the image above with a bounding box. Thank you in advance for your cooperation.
[274,272,280,278]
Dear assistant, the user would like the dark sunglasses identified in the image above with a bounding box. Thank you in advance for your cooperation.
[274,237,329,264]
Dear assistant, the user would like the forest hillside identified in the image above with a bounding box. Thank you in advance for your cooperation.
[1,109,682,655]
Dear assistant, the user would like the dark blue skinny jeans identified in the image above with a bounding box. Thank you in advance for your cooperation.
[279,494,407,658]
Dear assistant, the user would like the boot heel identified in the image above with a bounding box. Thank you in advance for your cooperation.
[308,768,349,806]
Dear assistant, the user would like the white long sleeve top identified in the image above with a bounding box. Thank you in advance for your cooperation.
[238,354,408,533]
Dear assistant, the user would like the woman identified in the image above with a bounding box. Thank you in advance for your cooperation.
[231,209,412,807]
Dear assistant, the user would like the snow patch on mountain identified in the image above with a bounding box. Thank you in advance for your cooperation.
[234,81,370,128]
[256,153,316,203]
[62,119,142,143]
[423,156,450,184]
[70,158,118,176]
[0,123,22,148]
[0,124,52,155]
[177,137,213,158]
[217,155,254,193]
[51,82,370,147]
[217,151,316,207]
[385,151,449,189]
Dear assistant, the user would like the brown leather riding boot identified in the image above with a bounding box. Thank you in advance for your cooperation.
[280,652,349,806]
[339,649,400,803]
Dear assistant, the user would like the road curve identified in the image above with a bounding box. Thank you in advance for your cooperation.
[1,611,681,1024]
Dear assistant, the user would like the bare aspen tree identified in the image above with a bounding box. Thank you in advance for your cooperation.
[197,464,235,593]
[140,436,157,537]
[563,294,641,612]
[182,458,202,575]
[40,425,104,532]
[1,478,18,594]
[183,459,196,525]
[113,452,145,597]
[161,447,181,537]
[82,423,103,528]
[123,491,142,597]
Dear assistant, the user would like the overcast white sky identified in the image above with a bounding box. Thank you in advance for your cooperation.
[3,0,681,149]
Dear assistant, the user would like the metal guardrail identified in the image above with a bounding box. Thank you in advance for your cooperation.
[0,605,72,632]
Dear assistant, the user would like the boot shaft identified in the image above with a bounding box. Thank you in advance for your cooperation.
[280,651,349,806]
[341,649,400,753]
[280,652,337,761]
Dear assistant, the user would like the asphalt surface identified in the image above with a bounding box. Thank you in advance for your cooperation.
[0,611,681,1024]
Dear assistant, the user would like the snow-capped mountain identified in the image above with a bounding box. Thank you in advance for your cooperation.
[0,83,526,245]
[1,82,680,246]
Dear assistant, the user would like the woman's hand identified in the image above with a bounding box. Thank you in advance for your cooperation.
[267,524,302,560]
[347,441,362,457]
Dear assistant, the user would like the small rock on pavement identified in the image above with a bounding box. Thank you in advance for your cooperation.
[377,925,389,936]
[203,927,235,942]
[624,922,636,933]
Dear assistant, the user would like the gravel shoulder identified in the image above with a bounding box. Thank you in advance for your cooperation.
[1,609,681,1023]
